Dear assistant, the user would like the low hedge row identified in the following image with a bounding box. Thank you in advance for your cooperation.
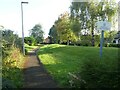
[105,43,120,48]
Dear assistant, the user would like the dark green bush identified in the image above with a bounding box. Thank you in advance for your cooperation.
[105,43,120,48]
[80,35,92,46]
[2,78,17,89]
[24,36,35,46]
[25,48,28,55]
[79,35,100,47]
[80,40,91,46]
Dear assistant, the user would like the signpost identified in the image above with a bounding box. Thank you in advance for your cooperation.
[96,21,111,58]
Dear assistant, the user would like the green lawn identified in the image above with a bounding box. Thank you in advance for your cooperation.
[25,43,39,52]
[37,44,119,88]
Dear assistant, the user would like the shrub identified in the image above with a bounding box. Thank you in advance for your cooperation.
[105,43,120,48]
[25,48,28,55]
[24,36,35,46]
[80,40,91,46]
[2,48,24,88]
[94,35,100,47]
[2,78,17,89]
[80,35,92,46]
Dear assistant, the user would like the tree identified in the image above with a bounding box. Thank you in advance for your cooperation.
[29,24,44,44]
[49,25,58,43]
[70,0,117,46]
[54,12,77,45]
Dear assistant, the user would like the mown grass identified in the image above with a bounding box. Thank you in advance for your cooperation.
[37,44,119,88]
[25,43,38,52]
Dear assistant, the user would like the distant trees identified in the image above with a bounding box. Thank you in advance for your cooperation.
[29,24,44,44]
[48,0,117,46]
[70,0,117,46]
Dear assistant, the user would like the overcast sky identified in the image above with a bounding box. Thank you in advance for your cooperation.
[0,0,119,38]
[0,0,71,38]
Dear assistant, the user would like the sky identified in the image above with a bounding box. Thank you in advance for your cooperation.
[0,0,119,38]
[0,0,71,38]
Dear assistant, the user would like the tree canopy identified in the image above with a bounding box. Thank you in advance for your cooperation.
[48,0,117,46]
[29,24,44,44]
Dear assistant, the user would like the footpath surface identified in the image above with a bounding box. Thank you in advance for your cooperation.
[23,49,58,88]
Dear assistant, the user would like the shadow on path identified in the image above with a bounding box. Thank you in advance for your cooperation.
[22,49,58,88]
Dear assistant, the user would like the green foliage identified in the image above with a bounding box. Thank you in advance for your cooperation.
[70,19,81,36]
[105,43,120,47]
[104,31,117,43]
[49,25,58,43]
[25,48,28,55]
[94,35,100,47]
[48,1,117,46]
[2,78,17,89]
[80,35,92,46]
[37,44,119,88]
[70,0,117,46]
[1,28,25,88]
[2,29,23,53]
[53,13,77,44]
[2,48,25,88]
[29,24,44,44]
[25,44,38,52]
[76,35,100,47]
[24,36,35,46]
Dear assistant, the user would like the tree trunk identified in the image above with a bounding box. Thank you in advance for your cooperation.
[91,19,95,46]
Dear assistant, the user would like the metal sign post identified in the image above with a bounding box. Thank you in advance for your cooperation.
[100,30,104,57]
[96,21,111,58]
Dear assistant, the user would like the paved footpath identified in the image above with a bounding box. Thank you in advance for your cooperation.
[23,49,58,88]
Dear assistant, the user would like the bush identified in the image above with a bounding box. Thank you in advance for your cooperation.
[80,40,91,46]
[94,35,100,47]
[25,48,28,55]
[24,36,35,46]
[79,35,100,47]
[80,35,92,46]
[2,78,17,89]
[2,48,24,88]
[105,43,120,48]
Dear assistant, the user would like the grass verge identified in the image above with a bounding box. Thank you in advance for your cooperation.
[37,44,119,88]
